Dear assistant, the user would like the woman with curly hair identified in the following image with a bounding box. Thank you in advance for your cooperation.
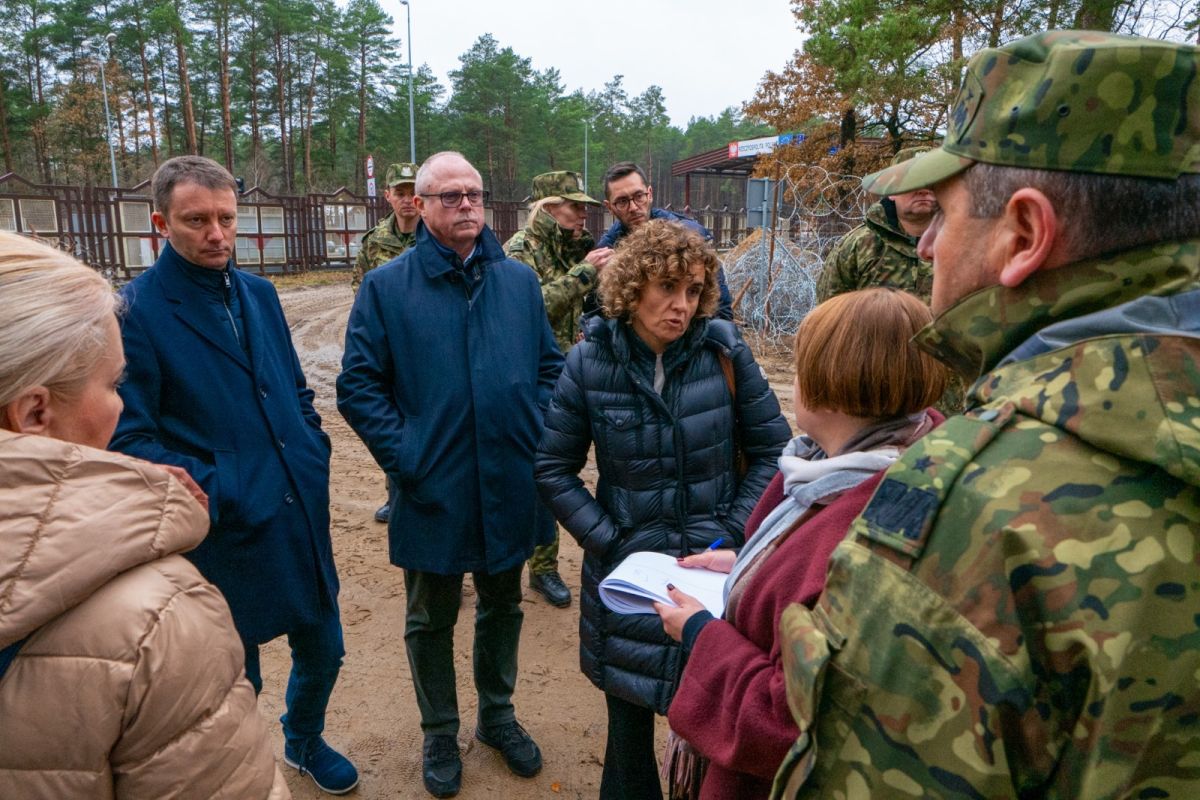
[535,219,791,799]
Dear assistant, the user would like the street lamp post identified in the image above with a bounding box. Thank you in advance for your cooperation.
[583,119,588,194]
[96,32,119,187]
[400,0,416,163]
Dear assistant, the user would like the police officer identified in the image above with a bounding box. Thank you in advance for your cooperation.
[353,162,419,523]
[504,171,612,607]
[774,30,1200,799]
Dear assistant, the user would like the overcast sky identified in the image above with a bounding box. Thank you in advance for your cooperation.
[376,0,805,128]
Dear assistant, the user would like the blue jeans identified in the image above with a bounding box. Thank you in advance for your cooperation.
[243,603,345,746]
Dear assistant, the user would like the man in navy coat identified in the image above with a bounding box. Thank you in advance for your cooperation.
[111,156,357,795]
[338,151,562,798]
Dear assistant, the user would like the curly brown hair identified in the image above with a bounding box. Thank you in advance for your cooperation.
[598,219,720,321]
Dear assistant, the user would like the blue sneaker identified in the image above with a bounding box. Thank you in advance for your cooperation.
[284,737,359,795]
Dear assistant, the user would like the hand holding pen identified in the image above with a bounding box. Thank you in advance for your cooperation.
[675,535,736,574]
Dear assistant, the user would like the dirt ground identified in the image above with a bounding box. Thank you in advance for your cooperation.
[258,277,796,799]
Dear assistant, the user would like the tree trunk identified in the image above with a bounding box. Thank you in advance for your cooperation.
[1074,0,1120,30]
[273,28,292,191]
[158,34,175,155]
[356,40,367,193]
[134,15,159,166]
[173,23,198,154]
[0,75,11,173]
[130,82,142,176]
[218,7,234,171]
[29,8,51,182]
[110,60,129,181]
[247,14,262,173]
[302,32,321,190]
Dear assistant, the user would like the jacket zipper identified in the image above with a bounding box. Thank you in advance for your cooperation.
[222,270,241,349]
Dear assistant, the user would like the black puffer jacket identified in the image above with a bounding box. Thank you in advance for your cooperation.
[536,316,790,713]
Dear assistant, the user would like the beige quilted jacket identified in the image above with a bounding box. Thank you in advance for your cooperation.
[0,430,290,799]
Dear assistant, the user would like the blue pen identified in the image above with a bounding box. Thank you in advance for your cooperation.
[706,537,726,551]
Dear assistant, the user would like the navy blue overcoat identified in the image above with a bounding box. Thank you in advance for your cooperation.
[111,242,339,644]
[337,223,563,574]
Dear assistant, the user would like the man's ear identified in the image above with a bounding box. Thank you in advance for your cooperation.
[151,210,168,237]
[2,386,53,436]
[413,194,426,216]
[997,187,1058,288]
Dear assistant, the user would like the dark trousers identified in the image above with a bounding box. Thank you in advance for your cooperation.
[243,602,345,747]
[600,693,663,800]
[403,564,524,736]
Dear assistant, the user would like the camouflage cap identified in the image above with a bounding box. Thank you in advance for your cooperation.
[864,31,1200,196]
[385,162,418,188]
[531,171,600,204]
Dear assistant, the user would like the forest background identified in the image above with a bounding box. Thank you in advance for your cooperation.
[1,0,1196,209]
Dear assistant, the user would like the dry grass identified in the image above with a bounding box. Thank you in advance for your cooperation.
[270,269,352,290]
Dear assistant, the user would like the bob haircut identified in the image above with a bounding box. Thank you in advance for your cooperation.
[794,287,946,418]
[598,219,719,321]
[0,232,122,409]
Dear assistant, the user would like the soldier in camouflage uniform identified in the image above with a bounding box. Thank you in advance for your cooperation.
[774,31,1200,799]
[815,146,937,304]
[351,162,419,293]
[505,171,613,607]
[821,147,965,415]
[353,162,418,524]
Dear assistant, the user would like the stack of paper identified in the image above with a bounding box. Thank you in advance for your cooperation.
[599,551,727,617]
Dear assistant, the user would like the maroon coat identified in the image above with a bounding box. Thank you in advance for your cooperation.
[666,471,886,800]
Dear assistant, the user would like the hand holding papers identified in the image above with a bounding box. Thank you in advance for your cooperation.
[599,551,728,617]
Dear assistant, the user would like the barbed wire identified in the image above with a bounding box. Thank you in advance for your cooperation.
[724,164,868,353]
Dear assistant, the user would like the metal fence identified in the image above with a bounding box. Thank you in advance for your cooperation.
[0,172,764,281]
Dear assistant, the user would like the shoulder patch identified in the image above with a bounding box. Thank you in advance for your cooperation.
[852,402,1016,561]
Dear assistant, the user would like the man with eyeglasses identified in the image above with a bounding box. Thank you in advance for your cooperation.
[597,161,734,320]
[337,151,563,798]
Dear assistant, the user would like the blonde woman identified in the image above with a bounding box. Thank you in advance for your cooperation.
[0,232,288,799]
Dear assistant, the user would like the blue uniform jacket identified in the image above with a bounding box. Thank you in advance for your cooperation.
[110,242,339,645]
[597,208,734,320]
[337,223,563,574]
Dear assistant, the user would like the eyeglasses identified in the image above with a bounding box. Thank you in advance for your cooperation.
[610,190,649,211]
[420,190,489,208]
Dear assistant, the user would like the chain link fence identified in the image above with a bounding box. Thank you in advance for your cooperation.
[723,163,868,353]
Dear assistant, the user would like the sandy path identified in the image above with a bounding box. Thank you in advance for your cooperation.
[258,280,795,799]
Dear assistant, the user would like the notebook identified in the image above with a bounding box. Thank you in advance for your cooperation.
[598,551,727,617]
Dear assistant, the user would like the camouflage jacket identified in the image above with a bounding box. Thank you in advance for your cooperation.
[504,209,597,353]
[774,240,1200,799]
[351,213,416,292]
[816,201,932,303]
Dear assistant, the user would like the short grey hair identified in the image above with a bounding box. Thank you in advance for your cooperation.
[415,151,481,195]
[964,164,1200,261]
[152,155,237,215]
[0,232,122,408]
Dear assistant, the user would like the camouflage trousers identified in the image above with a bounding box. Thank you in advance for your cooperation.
[527,529,559,575]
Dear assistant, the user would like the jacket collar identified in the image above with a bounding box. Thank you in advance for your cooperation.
[152,241,254,371]
[527,209,595,259]
[915,239,1200,382]
[413,220,507,280]
[589,314,711,372]
[864,200,916,244]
